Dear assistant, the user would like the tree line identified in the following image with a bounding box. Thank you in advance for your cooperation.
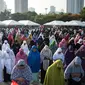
[0,7,85,25]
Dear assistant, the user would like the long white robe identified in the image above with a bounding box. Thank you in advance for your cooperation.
[1,49,15,74]
[21,43,29,56]
[0,50,4,82]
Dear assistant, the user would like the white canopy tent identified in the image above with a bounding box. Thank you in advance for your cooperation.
[64,20,84,26]
[18,20,40,26]
[44,20,65,26]
[2,20,24,26]
[0,21,6,26]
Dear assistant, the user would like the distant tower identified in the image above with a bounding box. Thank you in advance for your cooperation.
[49,6,56,13]
[29,7,35,12]
[45,8,48,14]
[67,0,84,14]
[15,0,28,13]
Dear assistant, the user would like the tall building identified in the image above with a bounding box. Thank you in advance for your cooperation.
[28,7,35,12]
[0,0,7,12]
[49,6,56,13]
[67,0,84,14]
[15,0,28,13]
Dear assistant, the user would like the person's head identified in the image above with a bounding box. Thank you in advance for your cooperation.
[53,48,64,63]
[74,56,81,67]
[55,59,63,69]
[15,40,18,44]
[17,59,26,69]
[19,48,24,55]
[4,40,8,44]
[23,41,27,45]
[31,45,37,52]
[77,39,83,45]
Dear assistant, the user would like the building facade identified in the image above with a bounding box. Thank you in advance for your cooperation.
[67,0,84,14]
[0,0,7,12]
[15,0,28,13]
[28,7,35,12]
[49,6,56,13]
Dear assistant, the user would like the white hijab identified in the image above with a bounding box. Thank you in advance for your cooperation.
[21,40,29,56]
[2,40,10,52]
[53,48,64,63]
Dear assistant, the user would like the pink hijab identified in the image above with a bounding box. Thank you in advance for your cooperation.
[15,48,27,65]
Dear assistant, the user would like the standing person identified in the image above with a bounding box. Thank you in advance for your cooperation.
[75,39,83,50]
[49,35,57,55]
[40,45,52,84]
[15,48,27,64]
[8,33,14,47]
[2,48,15,82]
[65,45,75,67]
[0,45,4,82]
[75,45,85,82]
[2,34,8,44]
[28,45,40,82]
[11,59,32,85]
[12,40,20,56]
[64,57,84,85]
[53,48,65,63]
[21,41,29,56]
[44,59,65,85]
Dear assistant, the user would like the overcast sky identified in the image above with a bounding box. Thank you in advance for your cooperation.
[4,0,85,14]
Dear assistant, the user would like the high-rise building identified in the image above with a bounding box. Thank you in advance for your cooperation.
[28,7,35,12]
[15,0,28,13]
[49,6,56,13]
[0,0,7,12]
[67,0,84,14]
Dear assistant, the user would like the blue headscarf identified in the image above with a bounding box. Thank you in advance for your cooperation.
[28,45,40,73]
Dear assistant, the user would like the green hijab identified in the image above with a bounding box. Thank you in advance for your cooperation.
[44,59,65,85]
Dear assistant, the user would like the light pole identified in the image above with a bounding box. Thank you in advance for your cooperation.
[45,8,48,14]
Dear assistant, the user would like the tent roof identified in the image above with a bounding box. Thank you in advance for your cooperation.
[2,20,24,26]
[0,21,6,26]
[44,20,65,26]
[18,20,40,26]
[64,20,84,26]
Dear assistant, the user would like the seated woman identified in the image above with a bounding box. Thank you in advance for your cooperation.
[11,59,32,85]
[64,56,84,85]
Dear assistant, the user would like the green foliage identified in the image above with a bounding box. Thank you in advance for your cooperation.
[80,7,85,21]
[0,8,85,24]
[0,10,11,21]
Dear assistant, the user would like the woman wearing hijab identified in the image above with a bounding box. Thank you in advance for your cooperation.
[64,56,84,85]
[44,59,65,85]
[21,41,29,56]
[2,40,10,51]
[65,45,75,67]
[53,48,65,63]
[11,59,32,85]
[59,38,67,53]
[28,45,40,82]
[75,39,83,50]
[0,45,4,82]
[49,35,57,55]
[40,45,52,84]
[8,33,14,47]
[75,45,85,82]
[15,48,27,64]
[12,40,20,56]
[2,48,15,82]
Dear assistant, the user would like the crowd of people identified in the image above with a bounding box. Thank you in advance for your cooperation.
[0,27,84,85]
